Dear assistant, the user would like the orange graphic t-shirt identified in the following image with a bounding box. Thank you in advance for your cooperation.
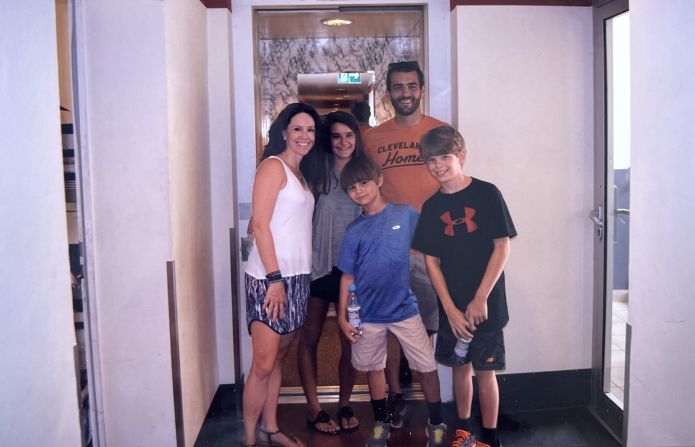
[363,116,446,212]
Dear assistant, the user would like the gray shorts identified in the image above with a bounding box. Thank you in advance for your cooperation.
[436,329,506,371]
[410,252,439,332]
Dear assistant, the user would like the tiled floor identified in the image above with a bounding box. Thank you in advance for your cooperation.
[195,386,621,447]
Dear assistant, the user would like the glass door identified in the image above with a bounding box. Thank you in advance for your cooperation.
[591,0,629,443]
[605,9,630,408]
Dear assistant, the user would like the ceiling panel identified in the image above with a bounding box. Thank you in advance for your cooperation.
[256,8,422,40]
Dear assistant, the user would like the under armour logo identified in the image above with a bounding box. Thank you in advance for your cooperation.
[440,208,478,236]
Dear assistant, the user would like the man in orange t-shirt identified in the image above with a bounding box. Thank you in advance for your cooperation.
[363,61,447,429]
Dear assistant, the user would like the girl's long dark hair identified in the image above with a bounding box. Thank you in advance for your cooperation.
[260,103,322,180]
[306,111,365,195]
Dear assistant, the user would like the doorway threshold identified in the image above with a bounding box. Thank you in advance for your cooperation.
[279,383,425,404]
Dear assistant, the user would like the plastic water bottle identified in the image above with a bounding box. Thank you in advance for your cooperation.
[347,284,363,335]
[454,337,472,358]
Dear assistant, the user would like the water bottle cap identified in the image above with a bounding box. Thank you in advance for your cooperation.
[348,283,356,292]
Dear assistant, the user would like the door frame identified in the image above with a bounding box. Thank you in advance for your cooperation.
[591,0,629,443]
[231,0,454,399]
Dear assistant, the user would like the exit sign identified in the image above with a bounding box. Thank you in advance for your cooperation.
[337,73,361,84]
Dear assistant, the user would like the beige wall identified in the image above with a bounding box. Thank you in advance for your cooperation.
[452,5,594,373]
[207,8,236,384]
[164,1,218,445]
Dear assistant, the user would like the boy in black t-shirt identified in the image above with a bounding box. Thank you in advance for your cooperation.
[412,126,516,447]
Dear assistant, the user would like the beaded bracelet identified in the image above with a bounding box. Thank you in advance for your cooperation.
[266,270,283,284]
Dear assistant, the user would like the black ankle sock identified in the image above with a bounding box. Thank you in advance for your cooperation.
[481,427,498,444]
[389,392,404,400]
[457,417,472,432]
[371,398,388,423]
[426,401,443,425]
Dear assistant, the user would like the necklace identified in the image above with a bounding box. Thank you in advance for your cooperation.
[278,154,304,184]
[286,162,304,185]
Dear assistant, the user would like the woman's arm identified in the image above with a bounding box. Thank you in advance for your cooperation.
[252,158,287,322]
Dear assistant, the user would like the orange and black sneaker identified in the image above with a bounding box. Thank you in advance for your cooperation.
[450,429,492,447]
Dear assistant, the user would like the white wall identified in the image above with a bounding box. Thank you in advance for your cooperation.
[77,1,176,445]
[207,8,236,384]
[452,5,594,373]
[77,1,222,443]
[0,1,82,445]
[627,1,695,444]
[164,1,218,445]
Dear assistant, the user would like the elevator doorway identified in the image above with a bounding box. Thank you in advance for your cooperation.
[252,4,428,401]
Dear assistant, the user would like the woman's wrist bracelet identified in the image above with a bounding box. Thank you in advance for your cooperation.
[266,270,283,283]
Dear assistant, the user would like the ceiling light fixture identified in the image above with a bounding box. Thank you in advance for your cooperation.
[321,18,352,26]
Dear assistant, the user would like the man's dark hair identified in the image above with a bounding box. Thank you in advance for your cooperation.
[351,101,371,123]
[420,125,466,158]
[386,61,425,91]
[340,156,382,193]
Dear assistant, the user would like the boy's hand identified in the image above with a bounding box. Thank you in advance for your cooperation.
[263,282,286,323]
[445,306,476,339]
[465,296,488,326]
[339,318,361,344]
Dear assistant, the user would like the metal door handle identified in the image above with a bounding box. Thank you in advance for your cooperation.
[590,205,604,241]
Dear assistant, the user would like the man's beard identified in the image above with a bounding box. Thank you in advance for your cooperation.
[391,95,421,116]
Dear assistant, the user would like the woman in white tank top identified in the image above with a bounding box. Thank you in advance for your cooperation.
[242,103,319,447]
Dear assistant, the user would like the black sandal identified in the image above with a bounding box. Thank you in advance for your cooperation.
[257,427,305,446]
[306,410,340,435]
[338,405,360,431]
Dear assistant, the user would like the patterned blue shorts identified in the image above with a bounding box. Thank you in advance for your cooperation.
[245,273,310,335]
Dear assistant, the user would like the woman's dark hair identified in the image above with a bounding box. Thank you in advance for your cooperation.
[340,156,381,193]
[306,111,364,195]
[260,103,321,179]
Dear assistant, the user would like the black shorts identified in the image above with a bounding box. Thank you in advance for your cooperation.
[435,329,506,371]
[309,266,342,303]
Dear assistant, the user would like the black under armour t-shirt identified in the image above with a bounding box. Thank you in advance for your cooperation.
[412,177,517,332]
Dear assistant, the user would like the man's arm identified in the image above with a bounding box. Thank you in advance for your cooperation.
[424,254,475,339]
[465,236,511,325]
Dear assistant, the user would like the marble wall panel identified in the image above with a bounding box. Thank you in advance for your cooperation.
[259,36,422,142]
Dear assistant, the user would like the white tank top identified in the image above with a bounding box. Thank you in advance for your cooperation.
[245,156,315,279]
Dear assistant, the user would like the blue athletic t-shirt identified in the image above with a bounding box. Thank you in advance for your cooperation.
[337,203,420,323]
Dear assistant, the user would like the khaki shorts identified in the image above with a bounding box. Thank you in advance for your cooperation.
[351,314,438,373]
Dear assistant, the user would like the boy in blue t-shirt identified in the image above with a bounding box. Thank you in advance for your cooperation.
[412,125,517,447]
[337,157,447,447]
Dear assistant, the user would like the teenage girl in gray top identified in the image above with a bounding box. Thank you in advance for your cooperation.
[297,111,363,435]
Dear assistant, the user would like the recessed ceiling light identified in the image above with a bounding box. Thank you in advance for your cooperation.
[321,18,352,27]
